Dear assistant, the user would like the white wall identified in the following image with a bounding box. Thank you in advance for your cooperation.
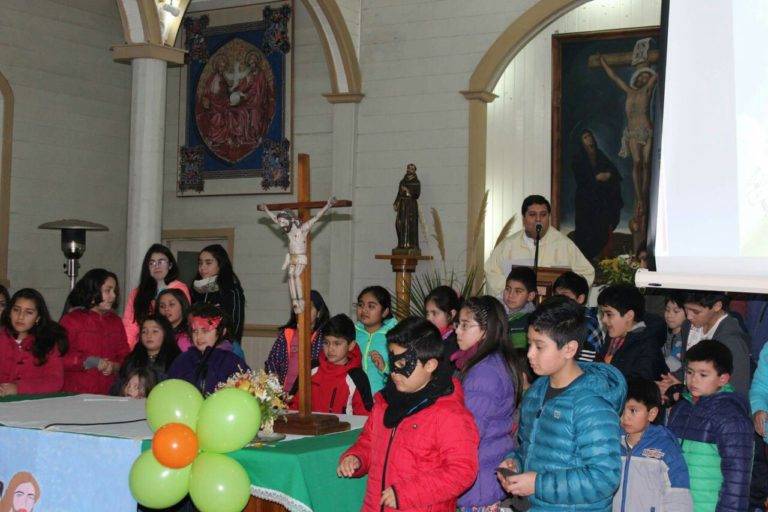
[0,0,131,311]
[353,0,537,298]
[485,0,661,260]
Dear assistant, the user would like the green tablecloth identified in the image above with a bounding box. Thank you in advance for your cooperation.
[143,429,367,512]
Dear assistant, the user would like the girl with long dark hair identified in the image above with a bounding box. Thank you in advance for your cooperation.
[123,244,190,348]
[0,288,69,396]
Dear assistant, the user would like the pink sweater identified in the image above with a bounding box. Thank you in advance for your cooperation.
[122,280,191,348]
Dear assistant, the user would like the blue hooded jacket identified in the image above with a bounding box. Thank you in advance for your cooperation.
[509,362,626,511]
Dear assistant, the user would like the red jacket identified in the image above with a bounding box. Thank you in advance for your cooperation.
[290,344,372,415]
[60,308,130,394]
[0,328,64,394]
[341,378,479,511]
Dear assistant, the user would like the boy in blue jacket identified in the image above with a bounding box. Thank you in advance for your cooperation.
[667,339,753,511]
[498,297,626,511]
[613,378,692,511]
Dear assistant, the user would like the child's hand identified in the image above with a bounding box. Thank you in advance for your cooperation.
[96,358,110,373]
[503,471,536,497]
[369,351,386,372]
[0,383,18,397]
[337,455,361,477]
[380,487,397,509]
[754,410,768,437]
[496,458,518,491]
[99,359,117,376]
[656,373,681,401]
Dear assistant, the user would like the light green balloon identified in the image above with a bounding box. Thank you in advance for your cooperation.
[129,450,191,509]
[146,378,204,431]
[196,387,261,453]
[189,452,251,512]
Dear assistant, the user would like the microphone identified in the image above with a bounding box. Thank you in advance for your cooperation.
[535,223,543,235]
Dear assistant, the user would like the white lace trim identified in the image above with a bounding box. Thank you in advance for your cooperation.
[251,485,313,512]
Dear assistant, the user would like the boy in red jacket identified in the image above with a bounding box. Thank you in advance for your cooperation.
[291,314,373,415]
[337,317,479,511]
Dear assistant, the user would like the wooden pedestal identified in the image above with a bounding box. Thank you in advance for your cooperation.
[272,413,351,436]
[375,253,433,320]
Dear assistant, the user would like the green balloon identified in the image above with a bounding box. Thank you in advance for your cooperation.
[129,450,191,509]
[146,378,204,431]
[196,388,261,453]
[189,452,251,512]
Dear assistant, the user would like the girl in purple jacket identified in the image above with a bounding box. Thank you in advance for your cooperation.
[167,303,248,394]
[452,296,521,511]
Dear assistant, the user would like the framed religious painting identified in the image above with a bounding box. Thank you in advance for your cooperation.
[551,27,661,265]
[177,1,293,196]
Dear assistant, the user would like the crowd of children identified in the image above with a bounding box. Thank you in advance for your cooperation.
[338,267,768,512]
[3,241,768,511]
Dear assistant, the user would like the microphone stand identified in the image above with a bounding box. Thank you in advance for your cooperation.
[533,223,542,285]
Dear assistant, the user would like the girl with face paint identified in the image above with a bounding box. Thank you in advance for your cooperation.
[452,296,522,511]
[166,303,249,394]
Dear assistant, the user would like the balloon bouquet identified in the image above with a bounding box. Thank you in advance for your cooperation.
[129,379,262,512]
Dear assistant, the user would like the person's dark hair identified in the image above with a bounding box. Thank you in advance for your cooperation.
[324,314,356,342]
[357,285,393,320]
[281,290,330,332]
[664,292,686,309]
[157,288,191,334]
[192,244,242,293]
[521,195,551,216]
[0,284,9,306]
[424,285,462,324]
[121,366,161,398]
[626,378,662,412]
[597,284,645,321]
[505,267,537,294]
[64,268,120,312]
[460,296,522,405]
[685,339,733,376]
[528,296,586,350]
[553,271,590,301]
[188,303,230,343]
[133,244,180,326]
[124,315,181,373]
[682,291,729,310]
[386,316,444,363]
[1,288,68,364]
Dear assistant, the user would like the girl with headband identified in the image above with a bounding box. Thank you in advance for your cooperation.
[167,303,249,394]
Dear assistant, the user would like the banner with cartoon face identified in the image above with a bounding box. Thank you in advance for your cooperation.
[0,427,140,510]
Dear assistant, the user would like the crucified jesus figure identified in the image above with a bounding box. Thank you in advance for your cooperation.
[599,55,657,225]
[258,196,336,314]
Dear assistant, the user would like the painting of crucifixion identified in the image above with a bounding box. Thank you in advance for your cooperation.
[551,27,661,267]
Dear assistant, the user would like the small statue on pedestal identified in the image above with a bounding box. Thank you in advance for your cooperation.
[393,163,420,255]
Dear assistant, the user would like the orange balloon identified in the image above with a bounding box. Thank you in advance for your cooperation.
[152,422,199,469]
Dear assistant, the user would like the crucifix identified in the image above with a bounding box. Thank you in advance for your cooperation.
[257,153,352,435]
[588,38,659,249]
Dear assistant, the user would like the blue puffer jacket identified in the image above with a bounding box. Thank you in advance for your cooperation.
[509,363,626,511]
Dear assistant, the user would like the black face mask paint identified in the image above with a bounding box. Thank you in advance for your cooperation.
[389,346,419,378]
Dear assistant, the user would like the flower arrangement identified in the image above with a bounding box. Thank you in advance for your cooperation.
[598,254,641,285]
[216,369,290,435]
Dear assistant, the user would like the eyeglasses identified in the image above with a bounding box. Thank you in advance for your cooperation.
[454,321,480,330]
[148,259,169,267]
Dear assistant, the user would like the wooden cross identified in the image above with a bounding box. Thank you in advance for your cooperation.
[261,153,352,435]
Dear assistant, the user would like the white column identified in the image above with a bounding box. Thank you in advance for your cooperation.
[125,58,167,292]
[328,101,358,316]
